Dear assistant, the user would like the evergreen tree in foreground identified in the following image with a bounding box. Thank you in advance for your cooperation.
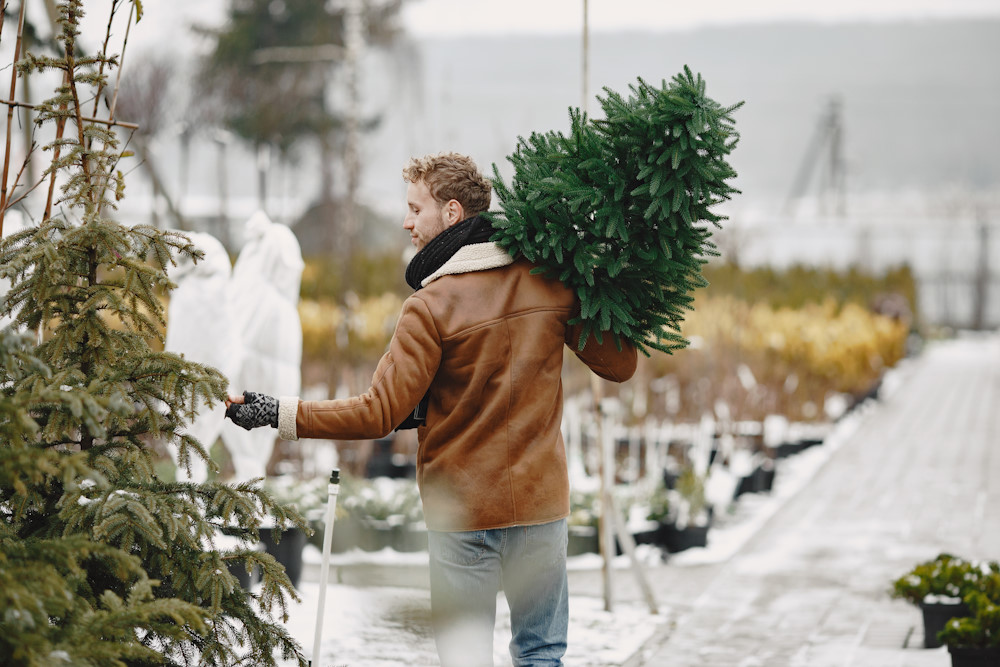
[489,67,743,355]
[0,2,307,664]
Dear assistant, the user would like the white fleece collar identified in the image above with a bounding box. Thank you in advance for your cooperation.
[421,242,514,287]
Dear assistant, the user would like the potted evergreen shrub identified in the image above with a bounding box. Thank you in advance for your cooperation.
[351,477,424,552]
[938,592,1000,667]
[663,466,711,553]
[892,554,999,649]
[640,479,674,549]
[567,489,600,556]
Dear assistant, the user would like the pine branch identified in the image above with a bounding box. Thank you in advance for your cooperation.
[489,68,742,356]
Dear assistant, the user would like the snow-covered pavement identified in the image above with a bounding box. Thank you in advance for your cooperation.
[280,578,668,666]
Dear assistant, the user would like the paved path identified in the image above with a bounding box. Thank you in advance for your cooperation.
[620,333,1000,666]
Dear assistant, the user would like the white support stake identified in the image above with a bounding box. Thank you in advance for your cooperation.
[311,469,340,667]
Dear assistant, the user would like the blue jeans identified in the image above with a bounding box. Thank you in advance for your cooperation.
[427,518,569,667]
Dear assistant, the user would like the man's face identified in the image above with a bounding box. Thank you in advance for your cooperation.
[404,180,450,250]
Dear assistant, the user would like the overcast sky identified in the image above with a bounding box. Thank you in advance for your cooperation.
[400,0,1000,35]
[67,0,1000,52]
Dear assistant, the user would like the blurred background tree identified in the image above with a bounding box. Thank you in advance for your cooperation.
[194,0,409,254]
[115,54,186,230]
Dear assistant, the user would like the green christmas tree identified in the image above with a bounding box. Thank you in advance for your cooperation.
[489,67,742,356]
[0,2,307,665]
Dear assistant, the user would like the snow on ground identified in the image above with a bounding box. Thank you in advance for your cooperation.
[278,580,668,667]
[669,400,873,566]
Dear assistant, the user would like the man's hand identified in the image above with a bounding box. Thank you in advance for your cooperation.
[225,391,278,430]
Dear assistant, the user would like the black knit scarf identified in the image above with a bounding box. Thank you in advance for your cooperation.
[404,215,495,290]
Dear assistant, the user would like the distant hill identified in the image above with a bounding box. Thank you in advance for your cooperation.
[360,19,1000,210]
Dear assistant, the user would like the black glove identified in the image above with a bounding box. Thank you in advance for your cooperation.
[225,391,278,431]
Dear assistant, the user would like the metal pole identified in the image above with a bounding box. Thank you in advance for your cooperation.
[311,469,341,667]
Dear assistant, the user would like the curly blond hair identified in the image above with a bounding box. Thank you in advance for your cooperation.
[402,152,492,218]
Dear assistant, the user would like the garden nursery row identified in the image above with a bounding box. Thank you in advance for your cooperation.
[251,410,842,590]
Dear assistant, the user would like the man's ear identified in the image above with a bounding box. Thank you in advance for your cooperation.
[444,199,464,226]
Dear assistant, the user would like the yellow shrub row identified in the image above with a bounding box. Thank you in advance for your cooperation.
[679,295,908,395]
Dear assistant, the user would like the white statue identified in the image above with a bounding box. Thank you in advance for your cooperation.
[221,211,304,483]
[164,231,239,482]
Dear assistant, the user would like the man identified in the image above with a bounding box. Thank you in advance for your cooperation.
[226,152,636,666]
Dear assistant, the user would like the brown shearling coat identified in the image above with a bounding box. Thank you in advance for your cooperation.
[280,248,636,531]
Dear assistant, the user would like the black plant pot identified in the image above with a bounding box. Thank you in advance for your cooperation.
[662,522,709,553]
[921,600,970,649]
[753,462,776,493]
[260,526,308,588]
[393,525,428,553]
[632,525,662,547]
[565,524,627,556]
[326,516,361,553]
[775,441,805,458]
[359,519,397,552]
[567,525,599,556]
[642,519,676,550]
[733,474,753,500]
[947,645,1000,667]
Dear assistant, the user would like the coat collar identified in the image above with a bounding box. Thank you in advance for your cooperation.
[420,241,514,287]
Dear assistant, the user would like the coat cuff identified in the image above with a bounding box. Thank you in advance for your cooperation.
[277,396,299,441]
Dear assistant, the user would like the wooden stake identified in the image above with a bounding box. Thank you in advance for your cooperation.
[0,0,28,236]
[1,156,44,213]
[592,372,659,616]
[607,492,659,615]
[591,373,614,612]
